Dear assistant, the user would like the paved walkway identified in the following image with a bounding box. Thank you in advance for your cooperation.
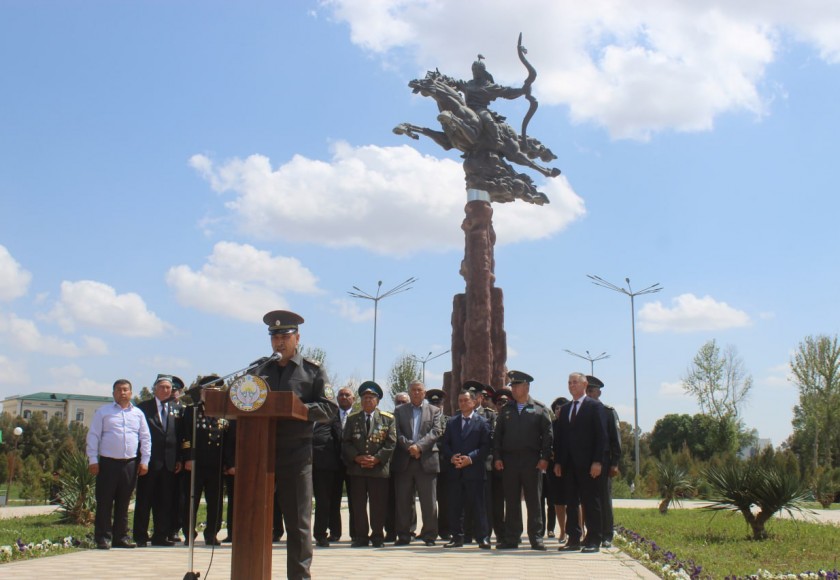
[1,501,658,580]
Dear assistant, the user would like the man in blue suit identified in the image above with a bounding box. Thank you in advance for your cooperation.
[441,389,492,549]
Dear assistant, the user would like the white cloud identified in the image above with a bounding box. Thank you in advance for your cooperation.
[190,143,585,256]
[0,354,29,385]
[50,280,168,337]
[333,298,375,323]
[638,293,751,333]
[47,364,112,395]
[0,312,108,357]
[659,380,688,397]
[166,241,322,322]
[761,362,793,388]
[0,245,32,301]
[322,0,840,139]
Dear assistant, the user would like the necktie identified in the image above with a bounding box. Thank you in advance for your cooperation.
[365,414,371,435]
[341,410,347,429]
[571,400,579,423]
[161,402,168,429]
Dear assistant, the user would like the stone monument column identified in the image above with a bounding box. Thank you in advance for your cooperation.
[443,190,507,414]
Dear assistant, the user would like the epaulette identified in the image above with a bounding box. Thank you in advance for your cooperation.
[303,357,322,367]
[379,410,394,418]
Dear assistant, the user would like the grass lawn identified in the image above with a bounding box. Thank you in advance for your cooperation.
[614,508,840,579]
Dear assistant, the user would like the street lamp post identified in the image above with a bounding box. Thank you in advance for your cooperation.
[348,277,416,382]
[410,349,451,384]
[4,426,23,506]
[587,275,662,478]
[563,349,610,376]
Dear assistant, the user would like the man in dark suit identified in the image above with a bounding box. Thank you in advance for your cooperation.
[393,380,444,546]
[554,372,609,553]
[133,374,182,547]
[441,389,492,549]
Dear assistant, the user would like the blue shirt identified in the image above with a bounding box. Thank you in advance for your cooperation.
[411,404,423,442]
[86,401,152,465]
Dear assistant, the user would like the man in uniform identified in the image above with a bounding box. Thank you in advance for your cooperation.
[134,374,182,547]
[425,388,450,541]
[180,375,233,546]
[312,396,343,547]
[385,390,411,542]
[253,310,337,580]
[393,380,443,546]
[491,387,512,541]
[585,375,621,548]
[168,376,188,544]
[493,371,553,551]
[336,386,356,542]
[86,379,151,549]
[341,381,396,548]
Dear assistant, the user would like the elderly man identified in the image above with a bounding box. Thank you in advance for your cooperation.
[87,379,151,550]
[334,386,357,542]
[134,374,182,547]
[393,380,444,546]
[554,372,609,553]
[252,310,337,579]
[493,371,553,551]
[342,381,396,547]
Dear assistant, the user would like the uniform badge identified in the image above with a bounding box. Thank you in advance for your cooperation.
[229,374,269,412]
[324,384,335,401]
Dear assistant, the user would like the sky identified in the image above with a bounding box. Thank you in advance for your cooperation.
[2,1,840,447]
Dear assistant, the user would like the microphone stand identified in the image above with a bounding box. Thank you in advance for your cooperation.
[182,353,277,580]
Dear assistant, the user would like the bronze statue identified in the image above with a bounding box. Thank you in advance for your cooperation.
[394,34,560,205]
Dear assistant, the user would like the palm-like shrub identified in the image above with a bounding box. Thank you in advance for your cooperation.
[56,450,96,525]
[656,460,694,514]
[704,461,811,540]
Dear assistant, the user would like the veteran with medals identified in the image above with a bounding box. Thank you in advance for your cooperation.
[252,310,337,580]
[341,381,396,548]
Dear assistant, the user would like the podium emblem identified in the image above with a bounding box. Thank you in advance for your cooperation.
[229,374,269,412]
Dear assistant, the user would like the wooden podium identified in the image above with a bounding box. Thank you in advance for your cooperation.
[204,389,308,579]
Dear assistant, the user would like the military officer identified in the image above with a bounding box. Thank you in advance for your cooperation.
[493,370,553,551]
[253,310,337,580]
[585,375,621,548]
[341,381,396,548]
[180,375,233,546]
[168,376,188,543]
[491,387,512,541]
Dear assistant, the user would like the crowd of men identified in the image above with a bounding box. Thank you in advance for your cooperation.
[85,308,621,579]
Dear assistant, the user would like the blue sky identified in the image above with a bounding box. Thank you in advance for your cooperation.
[2,1,840,447]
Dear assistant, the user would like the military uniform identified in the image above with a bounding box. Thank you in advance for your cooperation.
[254,310,337,580]
[494,386,553,548]
[601,402,621,544]
[179,397,233,544]
[342,403,396,547]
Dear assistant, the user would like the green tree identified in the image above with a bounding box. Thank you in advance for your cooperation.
[682,339,753,420]
[649,413,739,461]
[387,354,420,401]
[132,386,154,406]
[789,334,840,471]
[18,455,44,502]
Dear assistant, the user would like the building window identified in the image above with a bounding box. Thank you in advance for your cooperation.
[55,411,64,419]
[41,410,48,418]
[76,409,85,422]
[23,410,32,419]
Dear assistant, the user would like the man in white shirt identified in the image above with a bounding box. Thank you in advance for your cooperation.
[86,379,151,550]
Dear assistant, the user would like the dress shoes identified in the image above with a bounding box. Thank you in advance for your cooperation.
[495,542,518,550]
[151,538,176,547]
[547,530,555,538]
[135,540,148,548]
[478,539,492,550]
[351,540,369,548]
[372,540,385,548]
[444,539,464,548]
[96,540,111,550]
[581,544,600,553]
[205,537,221,546]
[394,537,411,546]
[601,540,612,548]
[328,535,341,542]
[559,543,582,552]
[423,539,435,547]
[439,533,452,541]
[112,537,136,549]
[220,536,232,543]
[530,541,547,551]
[315,538,330,547]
